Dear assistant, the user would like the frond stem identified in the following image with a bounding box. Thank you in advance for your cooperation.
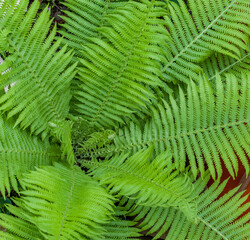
[0,148,58,157]
[90,2,154,125]
[57,168,76,239]
[81,159,193,209]
[82,118,249,157]
[4,33,62,120]
[197,216,229,240]
[208,52,250,81]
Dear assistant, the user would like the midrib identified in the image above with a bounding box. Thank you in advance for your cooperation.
[0,147,58,157]
[97,0,111,39]
[57,169,76,239]
[162,0,237,72]
[81,159,193,211]
[208,52,250,81]
[197,216,229,240]
[82,118,249,157]
[4,34,62,121]
[90,3,154,125]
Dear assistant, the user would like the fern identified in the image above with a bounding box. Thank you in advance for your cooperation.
[0,163,115,240]
[119,174,250,240]
[49,119,75,165]
[82,147,197,222]
[86,73,250,179]
[78,129,116,154]
[162,0,250,84]
[59,0,128,58]
[102,212,141,239]
[201,49,250,82]
[0,0,77,138]
[72,0,170,128]
[0,116,59,196]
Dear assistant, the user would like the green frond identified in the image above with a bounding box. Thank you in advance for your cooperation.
[0,163,115,240]
[59,0,128,58]
[71,117,95,140]
[103,213,141,239]
[162,0,250,84]
[82,147,197,222]
[86,73,250,179]
[0,116,59,196]
[72,0,170,129]
[49,120,75,165]
[120,174,250,240]
[78,129,116,155]
[0,203,44,240]
[0,0,77,138]
[201,49,250,82]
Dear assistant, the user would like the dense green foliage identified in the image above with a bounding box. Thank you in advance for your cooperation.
[0,0,249,239]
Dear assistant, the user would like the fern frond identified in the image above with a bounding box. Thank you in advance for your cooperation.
[86,73,250,179]
[162,0,250,84]
[73,0,170,129]
[102,214,141,240]
[0,0,77,138]
[59,0,128,58]
[78,129,116,154]
[201,49,250,82]
[0,163,115,240]
[120,174,250,240]
[0,116,59,196]
[0,203,44,239]
[49,120,75,165]
[82,147,197,222]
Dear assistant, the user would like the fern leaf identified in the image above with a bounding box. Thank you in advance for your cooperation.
[78,129,115,154]
[86,73,250,179]
[120,173,250,240]
[0,116,59,196]
[59,0,128,58]
[49,120,75,165]
[0,203,44,239]
[0,0,77,138]
[102,214,141,239]
[162,0,250,84]
[73,0,170,129]
[201,49,250,82]
[0,163,115,240]
[82,147,197,222]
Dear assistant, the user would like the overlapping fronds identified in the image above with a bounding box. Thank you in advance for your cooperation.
[120,174,250,240]
[85,73,250,179]
[201,49,250,82]
[49,120,75,165]
[82,147,197,221]
[0,163,115,240]
[162,0,250,84]
[73,0,170,129]
[0,0,77,138]
[59,0,128,58]
[0,116,59,196]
